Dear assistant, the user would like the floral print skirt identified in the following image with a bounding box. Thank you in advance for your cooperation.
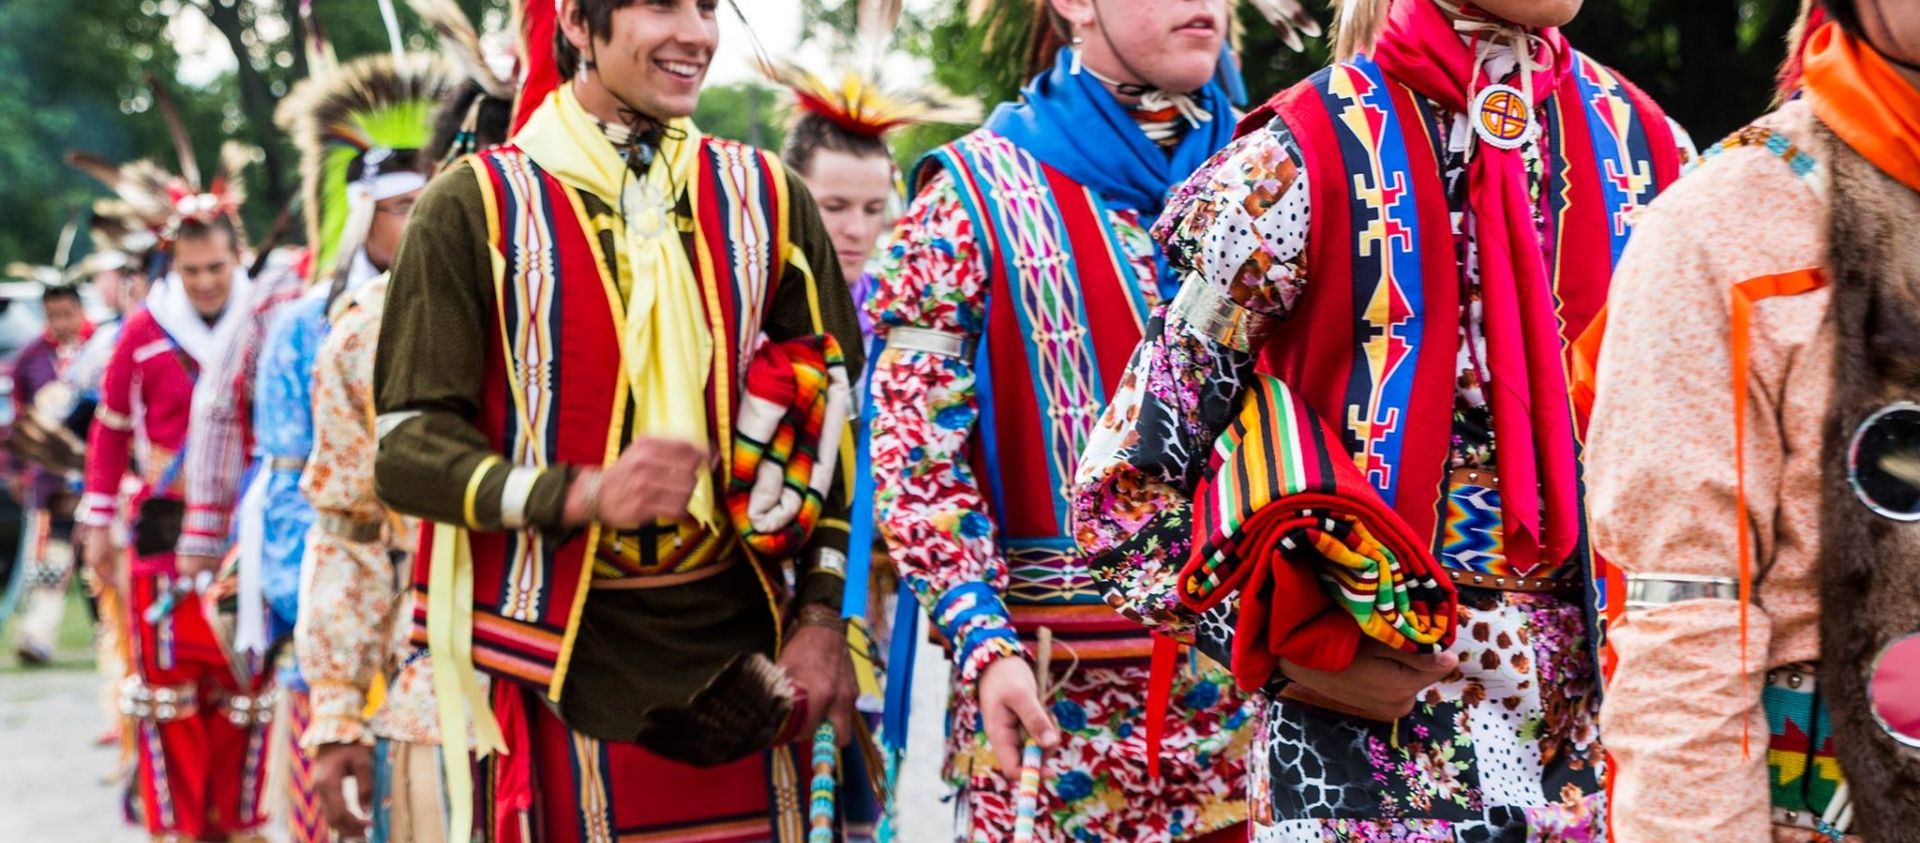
[1249,593,1605,843]
[948,659,1255,842]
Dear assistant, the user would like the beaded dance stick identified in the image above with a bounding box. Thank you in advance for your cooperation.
[1012,740,1044,841]
[1011,627,1059,843]
[809,723,836,843]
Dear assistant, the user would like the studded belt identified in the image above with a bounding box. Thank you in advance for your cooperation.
[1439,466,1579,591]
[1445,568,1582,594]
[118,676,198,723]
[1764,663,1852,840]
[218,687,279,728]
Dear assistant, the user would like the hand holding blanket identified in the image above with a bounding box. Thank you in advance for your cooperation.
[1180,376,1457,693]
[728,334,854,561]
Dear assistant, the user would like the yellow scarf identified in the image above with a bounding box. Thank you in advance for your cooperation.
[516,85,719,527]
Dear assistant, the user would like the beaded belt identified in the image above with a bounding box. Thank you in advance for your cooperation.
[268,456,306,473]
[1440,467,1579,593]
[1763,663,1852,840]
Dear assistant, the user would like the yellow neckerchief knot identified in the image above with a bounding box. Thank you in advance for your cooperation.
[515,85,719,529]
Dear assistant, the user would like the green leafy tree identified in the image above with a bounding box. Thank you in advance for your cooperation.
[694,81,788,150]
[0,0,504,266]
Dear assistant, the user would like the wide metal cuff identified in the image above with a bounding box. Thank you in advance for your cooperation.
[498,466,540,530]
[1169,278,1273,353]
[885,326,971,359]
[1624,573,1739,609]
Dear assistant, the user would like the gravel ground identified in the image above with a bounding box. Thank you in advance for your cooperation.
[0,666,147,841]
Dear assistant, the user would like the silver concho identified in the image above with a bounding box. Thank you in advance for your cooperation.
[622,178,673,240]
[1848,402,1920,521]
[1869,633,1920,748]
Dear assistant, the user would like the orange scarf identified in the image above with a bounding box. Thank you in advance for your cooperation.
[1804,21,1920,192]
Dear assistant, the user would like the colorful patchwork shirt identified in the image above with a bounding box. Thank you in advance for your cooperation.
[177,261,305,559]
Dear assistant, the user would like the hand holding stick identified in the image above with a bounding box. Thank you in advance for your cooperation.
[808,722,836,843]
[1011,627,1057,843]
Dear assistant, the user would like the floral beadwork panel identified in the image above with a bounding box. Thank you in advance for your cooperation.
[950,661,1255,843]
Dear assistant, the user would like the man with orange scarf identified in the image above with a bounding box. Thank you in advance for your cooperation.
[1588,1,1920,840]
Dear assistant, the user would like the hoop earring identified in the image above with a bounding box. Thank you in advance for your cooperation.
[1069,35,1086,75]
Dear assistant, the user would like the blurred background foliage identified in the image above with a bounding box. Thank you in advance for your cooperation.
[1,0,1803,266]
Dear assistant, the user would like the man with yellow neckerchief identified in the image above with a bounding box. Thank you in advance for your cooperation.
[370,0,865,840]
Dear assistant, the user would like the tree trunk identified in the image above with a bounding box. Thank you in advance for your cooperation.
[279,0,309,82]
[198,0,291,224]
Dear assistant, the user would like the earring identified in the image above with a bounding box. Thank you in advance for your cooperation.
[1069,35,1086,75]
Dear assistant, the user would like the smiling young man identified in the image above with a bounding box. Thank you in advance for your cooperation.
[1070,0,1689,838]
[865,0,1286,839]
[371,0,865,840]
[79,205,267,842]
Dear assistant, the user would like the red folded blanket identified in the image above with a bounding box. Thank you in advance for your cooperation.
[1180,376,1458,692]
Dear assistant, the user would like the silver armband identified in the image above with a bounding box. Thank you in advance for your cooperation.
[1624,573,1739,609]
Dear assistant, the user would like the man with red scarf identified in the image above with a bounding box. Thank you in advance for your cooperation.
[1589,1,1920,839]
[1072,0,1687,838]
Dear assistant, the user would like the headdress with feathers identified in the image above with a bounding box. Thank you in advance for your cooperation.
[3,210,93,289]
[82,200,160,277]
[66,74,253,257]
[409,0,520,164]
[275,52,453,284]
[761,0,980,147]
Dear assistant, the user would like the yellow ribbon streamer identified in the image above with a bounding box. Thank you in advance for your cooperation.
[428,520,508,843]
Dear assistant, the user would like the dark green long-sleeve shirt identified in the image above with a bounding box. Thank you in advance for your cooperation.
[372,153,863,739]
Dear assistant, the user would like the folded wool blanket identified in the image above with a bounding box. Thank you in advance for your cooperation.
[728,334,853,560]
[1180,376,1458,692]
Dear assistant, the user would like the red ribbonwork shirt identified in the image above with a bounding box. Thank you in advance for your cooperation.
[81,310,200,572]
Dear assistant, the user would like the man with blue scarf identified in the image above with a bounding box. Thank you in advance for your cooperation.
[865,0,1299,838]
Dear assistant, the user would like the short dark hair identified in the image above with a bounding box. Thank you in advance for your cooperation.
[1823,0,1862,35]
[779,112,892,177]
[426,80,516,164]
[554,0,644,81]
[40,284,80,307]
[173,215,239,254]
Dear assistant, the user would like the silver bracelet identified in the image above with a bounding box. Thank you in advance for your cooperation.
[580,468,605,523]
